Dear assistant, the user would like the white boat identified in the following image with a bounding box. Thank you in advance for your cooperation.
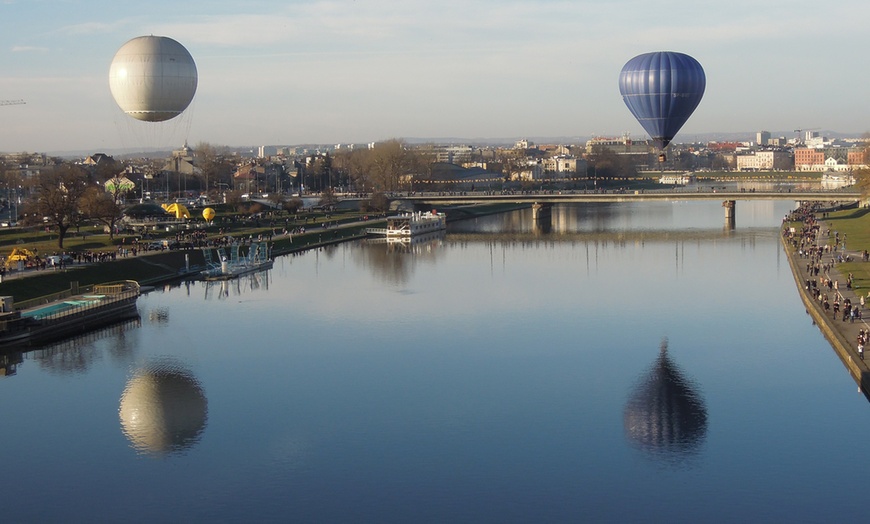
[821,171,855,189]
[383,211,446,237]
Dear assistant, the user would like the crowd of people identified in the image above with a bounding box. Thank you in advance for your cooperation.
[785,201,870,359]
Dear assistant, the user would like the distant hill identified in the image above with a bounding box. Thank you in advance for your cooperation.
[41,129,870,158]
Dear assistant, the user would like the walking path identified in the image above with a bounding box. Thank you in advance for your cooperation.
[783,210,870,393]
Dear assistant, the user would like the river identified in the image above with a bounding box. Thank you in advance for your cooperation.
[2,199,868,522]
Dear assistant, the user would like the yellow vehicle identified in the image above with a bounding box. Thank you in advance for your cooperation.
[4,248,36,269]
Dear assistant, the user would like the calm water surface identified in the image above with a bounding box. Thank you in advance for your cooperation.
[2,200,869,523]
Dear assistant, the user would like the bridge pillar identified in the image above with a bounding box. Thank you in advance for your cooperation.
[532,202,552,221]
[722,200,736,229]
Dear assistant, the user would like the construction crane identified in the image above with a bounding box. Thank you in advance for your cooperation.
[1,99,26,107]
[793,127,820,143]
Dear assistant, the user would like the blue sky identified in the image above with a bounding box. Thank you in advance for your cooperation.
[1,0,869,153]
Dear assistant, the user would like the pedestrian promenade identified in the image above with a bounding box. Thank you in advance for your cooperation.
[783,214,870,394]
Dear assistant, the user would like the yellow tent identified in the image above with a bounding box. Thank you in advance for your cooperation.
[160,203,191,219]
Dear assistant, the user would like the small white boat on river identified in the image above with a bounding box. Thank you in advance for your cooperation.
[368,211,446,237]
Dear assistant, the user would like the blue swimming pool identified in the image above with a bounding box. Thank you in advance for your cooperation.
[22,298,102,319]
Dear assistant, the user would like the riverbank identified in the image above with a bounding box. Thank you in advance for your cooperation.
[0,202,528,303]
[782,207,870,395]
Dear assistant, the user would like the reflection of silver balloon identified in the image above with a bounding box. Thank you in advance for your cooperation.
[119,359,207,456]
[624,339,707,462]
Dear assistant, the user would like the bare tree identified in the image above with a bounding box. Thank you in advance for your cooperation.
[334,149,373,192]
[268,191,285,209]
[195,142,233,197]
[335,139,430,192]
[224,189,244,212]
[79,185,125,240]
[853,133,870,199]
[32,164,90,248]
[283,197,303,214]
[318,187,338,208]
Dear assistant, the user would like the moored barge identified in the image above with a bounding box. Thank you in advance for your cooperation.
[0,280,141,348]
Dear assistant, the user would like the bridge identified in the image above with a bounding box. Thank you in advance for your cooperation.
[377,188,863,228]
[392,189,861,206]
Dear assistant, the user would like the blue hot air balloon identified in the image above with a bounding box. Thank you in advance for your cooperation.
[618,52,705,156]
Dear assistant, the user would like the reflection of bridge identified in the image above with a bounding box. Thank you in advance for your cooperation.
[445,229,772,244]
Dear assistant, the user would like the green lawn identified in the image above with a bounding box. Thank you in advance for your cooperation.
[816,207,870,293]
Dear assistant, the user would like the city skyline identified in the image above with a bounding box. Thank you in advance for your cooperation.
[2,0,870,153]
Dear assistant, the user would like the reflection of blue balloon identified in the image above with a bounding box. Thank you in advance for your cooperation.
[619,51,705,151]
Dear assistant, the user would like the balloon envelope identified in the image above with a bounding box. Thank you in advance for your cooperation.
[618,51,705,150]
[202,207,215,222]
[109,36,198,122]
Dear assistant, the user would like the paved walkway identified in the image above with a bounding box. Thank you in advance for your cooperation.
[784,217,870,391]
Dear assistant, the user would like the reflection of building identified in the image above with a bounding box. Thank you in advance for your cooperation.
[119,359,208,455]
[624,339,707,462]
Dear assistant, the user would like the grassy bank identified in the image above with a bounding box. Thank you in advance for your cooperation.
[817,206,870,293]
[0,250,199,300]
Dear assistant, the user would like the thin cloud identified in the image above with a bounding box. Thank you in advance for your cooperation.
[11,45,48,52]
[59,20,132,36]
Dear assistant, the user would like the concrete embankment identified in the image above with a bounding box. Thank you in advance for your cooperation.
[781,230,870,394]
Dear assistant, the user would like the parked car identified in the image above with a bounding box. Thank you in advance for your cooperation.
[46,254,74,266]
[146,240,179,251]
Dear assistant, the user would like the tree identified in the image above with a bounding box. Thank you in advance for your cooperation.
[586,145,620,180]
[302,156,326,193]
[368,139,419,191]
[318,188,338,208]
[91,156,121,184]
[268,192,285,209]
[335,139,430,192]
[32,164,89,248]
[319,152,334,191]
[79,186,125,240]
[194,142,234,197]
[224,189,244,212]
[853,134,870,198]
[334,149,374,192]
[360,192,390,213]
[283,197,303,214]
